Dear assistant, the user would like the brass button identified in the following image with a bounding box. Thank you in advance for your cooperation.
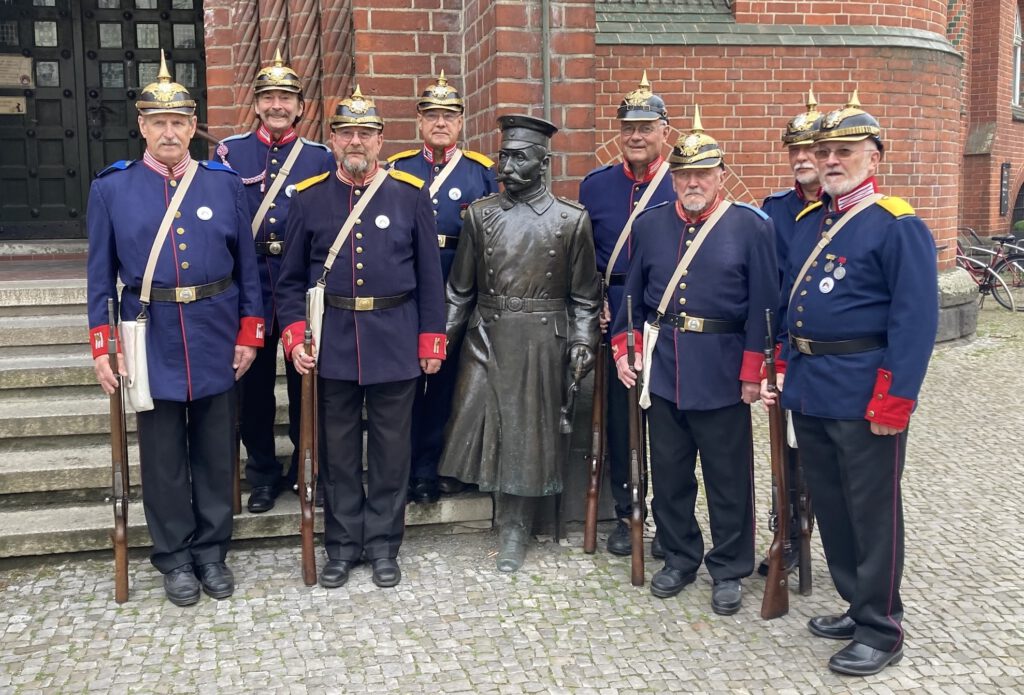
[797,306,804,312]
[354,189,361,196]
[269,233,277,240]
[174,211,182,219]
[812,261,818,267]
[688,227,695,233]
[270,172,277,179]
[354,219,361,225]
[181,261,189,269]
[269,217,277,224]
[800,290,807,296]
[876,393,884,400]
[679,283,686,290]
[825,219,833,225]
[269,203,276,209]
[796,320,803,328]
[271,159,278,165]
[632,201,638,207]
[355,232,363,240]
[273,147,279,152]
[685,240,693,246]
[356,262,364,270]
[681,270,688,277]
[678,298,686,305]
[432,198,439,204]
[355,246,363,253]
[882,373,890,380]
[867,409,875,417]
[178,243,186,251]
[433,211,438,216]
[805,275,812,282]
[176,228,185,235]
[356,279,364,286]
[169,180,177,188]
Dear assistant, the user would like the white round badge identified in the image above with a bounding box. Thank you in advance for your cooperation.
[448,187,462,201]
[285,184,296,198]
[375,215,390,229]
[196,206,213,221]
[819,277,835,294]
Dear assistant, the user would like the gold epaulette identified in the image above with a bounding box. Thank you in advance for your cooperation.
[876,196,915,218]
[795,200,824,222]
[389,168,425,188]
[386,149,419,164]
[463,150,495,168]
[295,171,330,192]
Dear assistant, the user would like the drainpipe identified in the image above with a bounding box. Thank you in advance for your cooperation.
[541,0,552,186]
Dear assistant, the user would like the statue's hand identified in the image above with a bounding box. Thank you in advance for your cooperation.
[569,344,594,377]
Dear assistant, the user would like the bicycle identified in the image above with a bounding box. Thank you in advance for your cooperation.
[955,228,1024,312]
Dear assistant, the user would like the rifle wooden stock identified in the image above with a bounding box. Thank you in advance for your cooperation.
[298,326,318,586]
[625,296,644,587]
[583,339,606,554]
[761,310,790,619]
[107,298,130,604]
[796,456,813,596]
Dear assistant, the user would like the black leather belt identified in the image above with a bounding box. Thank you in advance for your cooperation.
[326,291,411,311]
[655,311,744,334]
[438,234,459,250]
[789,334,887,356]
[255,240,285,256]
[607,273,627,287]
[127,276,233,304]
[477,294,565,313]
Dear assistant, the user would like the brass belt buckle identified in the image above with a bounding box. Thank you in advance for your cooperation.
[685,316,704,332]
[268,241,283,255]
[354,297,374,311]
[437,234,446,248]
[795,337,812,355]
[175,286,196,303]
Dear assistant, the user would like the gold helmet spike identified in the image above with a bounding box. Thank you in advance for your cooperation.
[847,89,861,109]
[330,83,385,130]
[253,48,303,95]
[416,71,464,113]
[807,87,817,111]
[617,71,667,122]
[669,104,723,170]
[272,48,284,67]
[156,50,171,81]
[136,48,196,115]
[639,70,651,90]
[692,104,704,133]
[783,89,824,146]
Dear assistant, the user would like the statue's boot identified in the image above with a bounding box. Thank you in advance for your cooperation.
[497,523,528,572]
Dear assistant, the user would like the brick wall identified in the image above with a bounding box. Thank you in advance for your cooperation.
[732,1,948,35]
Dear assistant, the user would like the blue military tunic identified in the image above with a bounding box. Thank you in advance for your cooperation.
[778,178,938,428]
[762,185,817,278]
[610,198,778,411]
[386,144,497,279]
[277,167,447,385]
[218,126,335,329]
[578,158,675,318]
[86,156,265,402]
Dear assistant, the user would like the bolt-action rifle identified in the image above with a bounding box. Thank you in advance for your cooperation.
[761,308,791,619]
[107,298,130,604]
[625,295,646,587]
[298,294,319,586]
[583,283,607,554]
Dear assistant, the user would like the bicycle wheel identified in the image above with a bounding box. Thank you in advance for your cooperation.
[991,255,1024,311]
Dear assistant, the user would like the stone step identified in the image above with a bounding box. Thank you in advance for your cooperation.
[0,278,88,317]
[0,436,296,496]
[0,491,494,557]
[0,314,89,348]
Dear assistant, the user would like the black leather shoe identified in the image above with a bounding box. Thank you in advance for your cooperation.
[195,562,234,600]
[247,485,277,514]
[371,558,401,588]
[438,476,466,495]
[650,566,696,599]
[409,477,440,504]
[808,613,857,640]
[164,564,200,607]
[711,578,743,615]
[651,533,664,559]
[757,542,799,577]
[319,559,358,589]
[828,640,903,676]
[497,524,529,572]
[606,520,631,556]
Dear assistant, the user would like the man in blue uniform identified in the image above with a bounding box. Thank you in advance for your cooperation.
[217,50,335,514]
[277,86,447,590]
[387,72,497,504]
[87,53,265,606]
[612,108,777,613]
[578,73,674,558]
[761,93,938,676]
[757,91,823,577]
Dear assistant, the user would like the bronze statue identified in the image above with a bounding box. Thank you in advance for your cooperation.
[439,114,601,572]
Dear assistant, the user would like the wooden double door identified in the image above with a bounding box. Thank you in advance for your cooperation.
[0,0,206,239]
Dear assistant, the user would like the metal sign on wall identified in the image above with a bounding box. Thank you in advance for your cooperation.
[1001,162,1011,217]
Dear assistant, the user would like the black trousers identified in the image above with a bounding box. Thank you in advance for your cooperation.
[792,413,906,651]
[647,395,755,580]
[409,350,460,481]
[239,326,302,489]
[136,390,235,573]
[319,376,416,562]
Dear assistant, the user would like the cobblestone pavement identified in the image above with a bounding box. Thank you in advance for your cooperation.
[1,305,1022,694]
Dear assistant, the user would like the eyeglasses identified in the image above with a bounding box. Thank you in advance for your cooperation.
[620,123,659,137]
[813,145,872,161]
[421,111,461,123]
[332,129,379,142]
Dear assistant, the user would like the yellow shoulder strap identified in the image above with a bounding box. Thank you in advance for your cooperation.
[295,171,330,192]
[389,168,425,188]
[876,196,915,218]
[463,150,495,168]
[386,149,420,164]
[795,200,824,222]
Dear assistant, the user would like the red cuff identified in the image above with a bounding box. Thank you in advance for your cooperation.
[610,330,643,363]
[864,368,915,429]
[740,350,764,383]
[775,358,787,375]
[236,317,265,348]
[89,325,118,359]
[419,333,448,360]
[281,320,305,360]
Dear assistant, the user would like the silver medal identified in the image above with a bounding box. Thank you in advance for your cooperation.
[819,277,834,294]
[824,261,835,273]
[833,266,847,280]
[196,206,213,220]
[448,187,462,201]
[375,214,390,229]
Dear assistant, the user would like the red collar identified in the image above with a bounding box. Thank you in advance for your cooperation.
[833,177,879,212]
[142,150,191,179]
[423,143,459,165]
[675,193,723,223]
[794,182,822,203]
[257,124,298,147]
[336,162,380,187]
[622,156,664,183]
